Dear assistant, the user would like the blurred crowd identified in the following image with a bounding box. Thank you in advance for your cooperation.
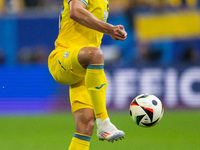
[0,0,198,14]
[0,0,62,14]
[109,0,199,12]
[0,0,200,66]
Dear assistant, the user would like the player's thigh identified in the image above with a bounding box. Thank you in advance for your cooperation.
[48,47,85,85]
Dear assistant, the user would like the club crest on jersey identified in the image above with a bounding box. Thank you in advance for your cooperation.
[63,51,69,58]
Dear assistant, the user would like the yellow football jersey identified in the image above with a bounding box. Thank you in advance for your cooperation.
[55,0,109,49]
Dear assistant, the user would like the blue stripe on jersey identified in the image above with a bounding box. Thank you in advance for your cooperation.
[87,65,104,69]
[68,0,88,5]
[79,0,87,5]
[74,133,91,142]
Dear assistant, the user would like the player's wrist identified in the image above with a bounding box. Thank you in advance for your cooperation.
[104,23,114,35]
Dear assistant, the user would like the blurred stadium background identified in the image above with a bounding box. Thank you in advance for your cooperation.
[0,0,200,150]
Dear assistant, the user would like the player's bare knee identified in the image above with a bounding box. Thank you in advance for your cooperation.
[88,48,104,65]
[78,47,104,68]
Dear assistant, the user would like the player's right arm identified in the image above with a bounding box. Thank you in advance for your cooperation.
[69,0,127,41]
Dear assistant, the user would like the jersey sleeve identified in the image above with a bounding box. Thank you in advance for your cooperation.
[68,0,88,6]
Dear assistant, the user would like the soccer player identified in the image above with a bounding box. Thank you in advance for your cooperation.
[48,0,127,149]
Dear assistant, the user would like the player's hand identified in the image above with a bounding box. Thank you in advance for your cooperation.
[109,25,127,41]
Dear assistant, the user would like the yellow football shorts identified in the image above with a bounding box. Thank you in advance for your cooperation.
[48,46,93,113]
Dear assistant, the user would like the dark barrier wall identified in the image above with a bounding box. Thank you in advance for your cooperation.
[0,15,58,65]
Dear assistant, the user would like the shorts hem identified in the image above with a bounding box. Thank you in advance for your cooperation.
[71,101,94,114]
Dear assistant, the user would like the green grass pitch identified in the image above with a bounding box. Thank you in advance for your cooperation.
[0,110,199,150]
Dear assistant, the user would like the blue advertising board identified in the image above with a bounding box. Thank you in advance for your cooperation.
[0,65,200,114]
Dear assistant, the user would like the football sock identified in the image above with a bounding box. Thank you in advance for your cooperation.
[68,133,91,150]
[85,64,108,121]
